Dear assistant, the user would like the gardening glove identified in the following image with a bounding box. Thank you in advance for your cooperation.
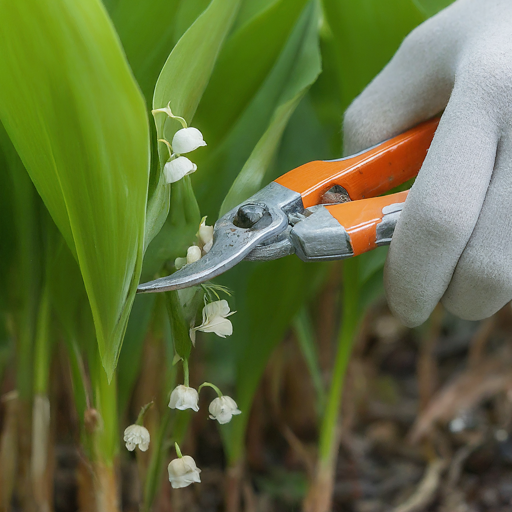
[343,0,512,327]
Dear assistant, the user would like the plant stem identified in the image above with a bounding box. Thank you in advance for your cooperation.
[174,442,183,458]
[318,259,360,462]
[198,381,222,397]
[183,358,190,387]
[136,401,154,426]
[305,259,361,512]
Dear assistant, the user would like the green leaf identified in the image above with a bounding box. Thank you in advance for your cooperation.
[322,0,425,111]
[220,0,321,215]
[166,291,192,360]
[221,258,325,463]
[146,0,240,247]
[0,0,150,379]
[110,0,181,103]
[193,0,319,216]
[193,0,310,148]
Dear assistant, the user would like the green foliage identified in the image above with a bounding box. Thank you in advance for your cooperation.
[321,0,425,112]
[220,0,322,214]
[146,0,240,249]
[0,0,451,500]
[0,0,150,378]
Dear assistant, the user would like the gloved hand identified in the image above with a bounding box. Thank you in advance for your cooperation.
[343,0,512,327]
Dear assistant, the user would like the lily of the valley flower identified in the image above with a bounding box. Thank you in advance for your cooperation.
[168,385,199,412]
[123,424,150,452]
[172,127,207,154]
[209,396,241,425]
[187,245,202,264]
[198,217,214,254]
[168,455,201,488]
[191,300,235,340]
[174,245,202,270]
[163,157,197,184]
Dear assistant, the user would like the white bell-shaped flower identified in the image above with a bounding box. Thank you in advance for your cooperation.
[209,396,241,424]
[168,455,201,488]
[192,300,235,338]
[168,385,199,412]
[163,157,197,184]
[123,424,150,452]
[187,245,202,264]
[172,127,207,155]
[198,217,214,254]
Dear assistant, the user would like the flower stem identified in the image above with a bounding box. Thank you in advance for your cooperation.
[198,382,222,397]
[319,259,361,461]
[136,401,154,426]
[183,359,190,387]
[174,442,183,458]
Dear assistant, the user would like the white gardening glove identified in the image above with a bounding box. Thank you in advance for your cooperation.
[343,0,512,327]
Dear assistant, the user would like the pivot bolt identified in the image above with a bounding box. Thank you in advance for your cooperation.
[233,203,267,228]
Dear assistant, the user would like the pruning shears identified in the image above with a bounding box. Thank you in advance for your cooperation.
[137,117,439,293]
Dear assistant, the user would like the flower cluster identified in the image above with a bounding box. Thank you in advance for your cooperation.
[175,217,214,270]
[152,103,206,184]
[168,382,241,425]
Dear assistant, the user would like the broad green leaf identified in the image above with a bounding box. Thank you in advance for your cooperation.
[193,0,310,149]
[322,0,425,111]
[220,0,321,214]
[0,0,150,379]
[111,0,181,103]
[146,0,240,248]
[173,0,211,44]
[193,0,319,216]
[233,0,280,30]
[153,0,241,139]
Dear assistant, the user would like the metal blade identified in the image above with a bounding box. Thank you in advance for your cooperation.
[137,201,289,293]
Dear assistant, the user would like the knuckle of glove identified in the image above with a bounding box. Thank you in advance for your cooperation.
[443,251,512,321]
[456,40,512,121]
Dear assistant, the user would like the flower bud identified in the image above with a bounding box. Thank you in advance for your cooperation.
[172,127,207,154]
[168,385,199,412]
[168,455,201,488]
[163,157,197,184]
[123,424,150,452]
[198,217,214,254]
[208,396,241,424]
[186,245,202,264]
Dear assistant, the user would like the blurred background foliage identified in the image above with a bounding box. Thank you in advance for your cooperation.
[0,0,467,511]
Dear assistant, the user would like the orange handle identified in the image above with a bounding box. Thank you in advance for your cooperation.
[276,118,439,208]
[326,191,408,256]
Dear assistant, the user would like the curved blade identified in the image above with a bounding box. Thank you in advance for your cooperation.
[137,204,288,293]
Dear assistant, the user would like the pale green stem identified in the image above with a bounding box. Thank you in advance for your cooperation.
[174,442,183,458]
[136,401,154,426]
[33,285,51,395]
[90,353,118,465]
[157,138,174,160]
[183,359,190,387]
[318,258,361,464]
[198,381,223,397]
